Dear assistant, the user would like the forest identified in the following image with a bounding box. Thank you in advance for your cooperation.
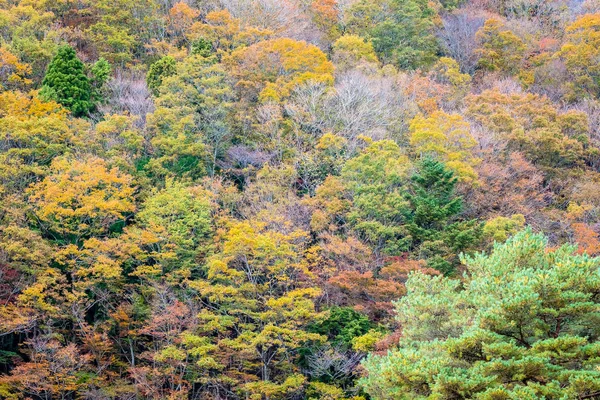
[1,0,600,398]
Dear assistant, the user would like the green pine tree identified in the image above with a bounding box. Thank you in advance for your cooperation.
[361,228,600,399]
[40,45,93,117]
[406,159,481,274]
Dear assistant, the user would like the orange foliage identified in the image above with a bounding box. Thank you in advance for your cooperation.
[227,37,334,102]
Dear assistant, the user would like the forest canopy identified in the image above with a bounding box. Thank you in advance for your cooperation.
[1,0,600,399]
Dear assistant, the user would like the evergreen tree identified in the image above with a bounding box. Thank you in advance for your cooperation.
[407,158,462,234]
[361,229,600,399]
[40,45,93,117]
[406,159,481,273]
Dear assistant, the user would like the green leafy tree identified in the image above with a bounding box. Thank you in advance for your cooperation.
[309,307,373,347]
[133,180,213,278]
[89,57,111,104]
[347,0,439,69]
[146,55,177,96]
[361,228,600,399]
[341,140,412,256]
[40,45,93,117]
[191,37,213,57]
[146,54,234,179]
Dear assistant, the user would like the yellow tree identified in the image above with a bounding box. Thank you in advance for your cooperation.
[187,9,272,58]
[0,47,32,90]
[28,156,136,241]
[226,37,334,103]
[466,89,590,170]
[187,220,325,399]
[409,111,479,183]
[0,91,84,193]
[331,35,379,73]
[476,18,525,75]
[556,13,600,99]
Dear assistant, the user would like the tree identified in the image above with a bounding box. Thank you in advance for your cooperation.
[409,111,479,183]
[227,37,334,102]
[146,54,235,178]
[0,337,92,400]
[187,9,272,58]
[404,159,482,273]
[85,22,136,65]
[483,214,526,243]
[89,57,112,104]
[186,220,325,398]
[466,89,591,170]
[361,228,600,399]
[340,140,412,256]
[132,180,213,278]
[0,91,82,194]
[331,35,379,73]
[475,18,525,75]
[146,56,177,96]
[309,307,373,348]
[40,45,93,117]
[310,0,342,44]
[437,10,486,74]
[0,47,32,90]
[28,156,136,241]
[556,13,600,99]
[346,0,439,69]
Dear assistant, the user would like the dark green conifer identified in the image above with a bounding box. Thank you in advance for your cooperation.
[40,45,93,117]
[406,159,481,274]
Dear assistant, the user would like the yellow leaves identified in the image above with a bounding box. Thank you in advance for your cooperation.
[265,288,322,320]
[332,35,379,70]
[409,111,479,182]
[28,155,136,238]
[0,224,52,273]
[168,2,199,34]
[242,372,306,400]
[306,176,350,232]
[483,214,526,243]
[0,47,32,89]
[155,345,187,362]
[93,114,145,159]
[433,57,470,86]
[317,132,349,152]
[311,0,341,42]
[187,9,272,55]
[308,381,345,400]
[207,258,245,282]
[130,264,162,279]
[227,37,334,102]
[18,268,65,314]
[351,329,385,352]
[556,13,600,97]
[0,303,37,336]
[566,202,593,221]
[0,91,80,186]
[476,18,525,74]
